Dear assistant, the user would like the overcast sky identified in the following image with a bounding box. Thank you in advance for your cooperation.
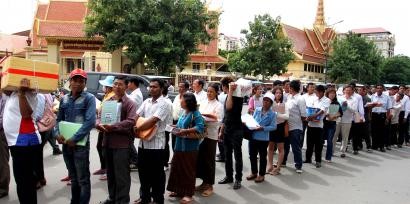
[1,0,409,56]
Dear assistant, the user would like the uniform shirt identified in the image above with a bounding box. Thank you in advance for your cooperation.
[338,95,359,124]
[199,98,224,140]
[194,90,207,104]
[252,107,277,141]
[400,95,410,119]
[137,96,172,149]
[164,95,173,126]
[308,96,331,128]
[286,93,307,131]
[172,94,184,121]
[303,93,316,108]
[391,99,402,124]
[4,92,41,146]
[127,88,143,109]
[371,93,392,113]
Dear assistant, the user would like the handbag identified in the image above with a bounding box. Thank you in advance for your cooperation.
[134,117,158,141]
[37,94,57,132]
[188,112,207,139]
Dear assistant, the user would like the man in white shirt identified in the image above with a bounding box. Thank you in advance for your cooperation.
[282,80,290,103]
[398,85,410,147]
[193,79,207,104]
[127,77,143,109]
[349,83,366,155]
[301,83,316,148]
[283,80,306,173]
[304,85,330,168]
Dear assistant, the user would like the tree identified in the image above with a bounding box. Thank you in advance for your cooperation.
[327,32,383,84]
[228,14,294,79]
[85,0,219,75]
[380,55,410,84]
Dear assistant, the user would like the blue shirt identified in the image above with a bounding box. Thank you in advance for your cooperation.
[252,107,277,141]
[174,110,205,152]
[55,91,96,144]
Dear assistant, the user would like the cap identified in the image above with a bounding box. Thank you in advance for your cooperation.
[263,92,275,103]
[99,75,115,87]
[69,68,87,79]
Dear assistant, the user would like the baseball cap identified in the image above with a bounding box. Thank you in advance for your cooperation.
[69,68,87,79]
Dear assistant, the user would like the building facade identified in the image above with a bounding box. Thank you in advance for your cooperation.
[351,28,395,58]
[218,33,240,51]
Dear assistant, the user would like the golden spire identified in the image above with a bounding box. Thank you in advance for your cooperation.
[314,0,326,33]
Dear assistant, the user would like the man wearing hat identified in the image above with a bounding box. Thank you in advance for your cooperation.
[55,68,96,204]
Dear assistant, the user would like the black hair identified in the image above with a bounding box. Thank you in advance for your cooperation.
[316,85,326,93]
[179,80,190,89]
[272,86,284,103]
[283,80,290,84]
[208,83,220,93]
[114,75,127,82]
[183,93,198,112]
[289,80,301,93]
[220,76,234,88]
[375,84,384,89]
[273,80,282,86]
[349,81,357,88]
[126,77,140,87]
[195,79,205,88]
[307,82,315,88]
[391,86,399,90]
[399,84,407,89]
[162,81,169,96]
[150,78,165,89]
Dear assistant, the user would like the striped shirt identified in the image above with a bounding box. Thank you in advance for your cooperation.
[137,95,172,149]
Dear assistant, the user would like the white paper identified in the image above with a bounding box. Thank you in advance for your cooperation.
[241,114,260,130]
[165,124,175,132]
[232,78,252,98]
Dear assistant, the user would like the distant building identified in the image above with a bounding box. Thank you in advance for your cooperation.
[350,28,395,58]
[218,33,240,51]
[0,33,27,59]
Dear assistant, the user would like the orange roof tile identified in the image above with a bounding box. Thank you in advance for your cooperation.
[351,27,390,34]
[38,21,85,38]
[45,1,87,21]
[189,55,227,63]
[36,4,47,20]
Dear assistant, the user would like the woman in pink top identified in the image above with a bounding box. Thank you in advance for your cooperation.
[248,85,263,115]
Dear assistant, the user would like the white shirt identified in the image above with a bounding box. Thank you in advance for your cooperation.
[338,94,359,124]
[127,88,143,109]
[172,94,184,121]
[371,93,392,113]
[272,101,289,124]
[218,93,227,105]
[303,93,316,108]
[286,93,307,131]
[168,85,175,93]
[194,90,207,104]
[199,99,224,140]
[353,93,365,121]
[164,95,173,126]
[4,92,41,146]
[136,96,171,149]
[308,96,331,128]
[401,95,410,119]
[283,92,290,103]
[391,98,402,124]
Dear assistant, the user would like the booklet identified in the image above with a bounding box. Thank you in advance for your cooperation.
[306,107,321,121]
[241,114,260,130]
[328,104,339,116]
[101,101,122,125]
[58,121,86,146]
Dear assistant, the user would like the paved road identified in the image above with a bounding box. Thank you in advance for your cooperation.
[2,128,410,204]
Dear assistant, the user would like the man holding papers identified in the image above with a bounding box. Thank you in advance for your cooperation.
[97,75,137,204]
[55,68,96,204]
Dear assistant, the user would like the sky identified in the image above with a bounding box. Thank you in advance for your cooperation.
[1,0,409,56]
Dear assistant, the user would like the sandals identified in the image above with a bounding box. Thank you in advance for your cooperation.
[255,176,265,183]
[246,174,257,180]
[269,168,281,176]
[201,187,213,197]
[180,196,193,204]
[169,192,181,198]
[195,183,207,192]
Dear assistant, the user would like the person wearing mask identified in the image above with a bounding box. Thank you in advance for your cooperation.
[135,78,171,204]
[302,83,316,148]
[267,87,288,175]
[167,93,205,204]
[196,83,223,197]
[247,92,277,183]
[0,74,10,199]
[323,88,342,162]
[333,85,359,158]
[248,85,263,115]
[304,85,330,168]
[94,75,115,180]
[55,69,96,204]
[369,84,392,152]
[192,79,207,104]
[282,80,306,173]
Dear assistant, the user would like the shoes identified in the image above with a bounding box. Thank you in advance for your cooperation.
[93,169,106,175]
[325,160,332,163]
[218,177,233,184]
[254,176,264,183]
[201,186,213,197]
[380,148,386,152]
[353,151,359,155]
[340,153,346,158]
[296,169,303,174]
[315,162,321,168]
[180,196,194,204]
[53,149,63,155]
[303,160,312,164]
[195,183,207,192]
[60,176,70,182]
[0,193,8,198]
[273,163,286,168]
[233,180,241,190]
[246,174,257,180]
[398,145,402,148]
[99,199,114,204]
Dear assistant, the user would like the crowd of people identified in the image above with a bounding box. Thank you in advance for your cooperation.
[0,68,409,204]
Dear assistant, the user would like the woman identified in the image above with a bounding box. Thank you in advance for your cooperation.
[323,88,342,162]
[247,92,277,183]
[248,85,263,115]
[167,93,205,204]
[267,87,289,175]
[196,84,223,197]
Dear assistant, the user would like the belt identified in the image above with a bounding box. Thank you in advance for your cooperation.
[372,112,386,115]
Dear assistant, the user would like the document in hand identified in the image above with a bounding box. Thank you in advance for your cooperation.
[59,121,86,146]
[101,101,122,125]
[306,107,321,121]
[241,114,260,130]
[135,117,158,141]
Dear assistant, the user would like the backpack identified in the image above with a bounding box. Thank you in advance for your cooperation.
[37,94,57,132]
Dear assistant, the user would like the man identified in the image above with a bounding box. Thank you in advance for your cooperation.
[304,85,330,168]
[55,68,96,204]
[4,78,41,203]
[397,85,410,147]
[126,77,143,171]
[192,79,207,104]
[218,77,244,189]
[171,81,189,150]
[162,82,173,170]
[216,79,230,163]
[385,86,399,149]
[301,82,316,148]
[0,75,10,199]
[136,78,171,204]
[358,86,373,152]
[282,80,290,103]
[168,82,175,93]
[369,84,392,152]
[98,76,137,204]
[283,80,306,173]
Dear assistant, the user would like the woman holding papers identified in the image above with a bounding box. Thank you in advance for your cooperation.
[246,92,277,183]
[267,87,289,175]
[323,88,343,162]
[196,83,224,197]
[167,93,205,204]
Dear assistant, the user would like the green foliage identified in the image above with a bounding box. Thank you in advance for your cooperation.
[228,14,294,79]
[327,32,383,84]
[380,55,410,84]
[85,0,219,74]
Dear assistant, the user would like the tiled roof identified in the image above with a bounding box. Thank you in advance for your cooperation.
[189,55,227,63]
[0,33,28,54]
[38,21,85,38]
[45,1,87,21]
[351,27,390,34]
[36,4,47,20]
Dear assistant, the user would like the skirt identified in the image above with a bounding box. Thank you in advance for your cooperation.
[167,151,198,196]
[196,138,217,185]
[269,122,286,143]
